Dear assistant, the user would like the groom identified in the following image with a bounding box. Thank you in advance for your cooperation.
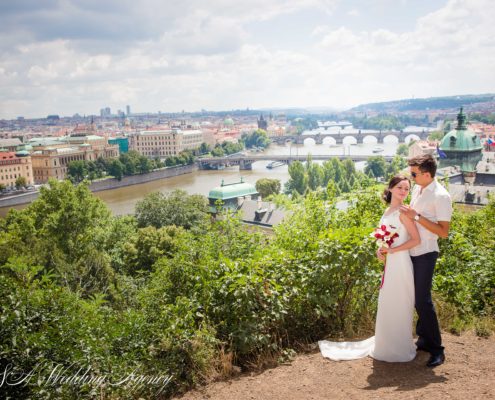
[399,154,452,368]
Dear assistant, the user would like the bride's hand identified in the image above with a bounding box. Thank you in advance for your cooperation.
[376,247,386,262]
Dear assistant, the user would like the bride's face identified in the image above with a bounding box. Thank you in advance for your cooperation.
[390,179,410,203]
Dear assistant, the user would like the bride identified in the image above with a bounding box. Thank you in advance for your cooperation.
[319,174,421,362]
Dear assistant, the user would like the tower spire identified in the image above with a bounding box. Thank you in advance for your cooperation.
[456,106,467,130]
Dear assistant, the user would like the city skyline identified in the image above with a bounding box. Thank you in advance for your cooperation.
[1,0,494,119]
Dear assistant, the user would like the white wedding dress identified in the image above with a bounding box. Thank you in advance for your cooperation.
[318,209,416,362]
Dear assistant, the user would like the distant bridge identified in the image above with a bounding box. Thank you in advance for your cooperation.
[270,130,429,145]
[318,122,353,130]
[197,154,394,170]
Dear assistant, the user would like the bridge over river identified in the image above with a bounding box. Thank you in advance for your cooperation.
[197,154,394,170]
[270,130,429,145]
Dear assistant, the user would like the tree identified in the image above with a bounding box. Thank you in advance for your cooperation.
[241,129,269,149]
[165,156,178,166]
[1,179,115,296]
[122,225,186,274]
[339,178,351,193]
[428,131,445,141]
[322,161,336,186]
[95,156,109,173]
[256,178,281,199]
[290,117,318,135]
[330,158,345,183]
[307,161,323,191]
[199,142,211,155]
[365,156,387,178]
[138,157,153,174]
[396,144,409,157]
[119,150,146,176]
[135,189,210,230]
[284,161,308,195]
[86,160,104,181]
[342,158,356,180]
[108,159,124,181]
[222,141,244,155]
[211,146,225,157]
[15,176,27,189]
[386,155,408,180]
[325,180,339,200]
[67,160,88,183]
[153,157,163,169]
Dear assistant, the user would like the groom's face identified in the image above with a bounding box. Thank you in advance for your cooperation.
[410,166,430,186]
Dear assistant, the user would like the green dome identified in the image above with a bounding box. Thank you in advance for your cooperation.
[440,107,482,152]
[15,150,30,156]
[223,118,234,126]
[440,129,482,152]
[209,179,258,200]
[439,107,483,173]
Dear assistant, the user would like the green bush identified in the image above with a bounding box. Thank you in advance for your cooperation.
[0,181,493,398]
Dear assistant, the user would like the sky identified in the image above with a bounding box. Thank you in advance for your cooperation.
[1,0,494,119]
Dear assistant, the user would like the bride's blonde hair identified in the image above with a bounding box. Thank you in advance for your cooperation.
[382,174,410,204]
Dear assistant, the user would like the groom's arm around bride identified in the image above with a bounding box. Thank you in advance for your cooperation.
[399,154,453,368]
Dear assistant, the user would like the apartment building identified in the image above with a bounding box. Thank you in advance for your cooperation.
[30,135,119,184]
[0,151,34,188]
[130,129,204,158]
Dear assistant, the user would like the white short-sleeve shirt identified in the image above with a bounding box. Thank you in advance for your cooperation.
[409,179,453,257]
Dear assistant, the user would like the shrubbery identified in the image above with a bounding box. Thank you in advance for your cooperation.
[0,178,493,398]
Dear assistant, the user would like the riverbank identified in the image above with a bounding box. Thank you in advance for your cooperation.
[0,164,197,208]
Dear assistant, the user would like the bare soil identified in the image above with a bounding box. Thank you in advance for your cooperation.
[175,331,495,400]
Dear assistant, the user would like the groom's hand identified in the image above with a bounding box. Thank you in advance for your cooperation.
[399,205,417,220]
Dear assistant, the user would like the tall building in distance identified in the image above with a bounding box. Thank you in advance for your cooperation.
[257,114,268,130]
[100,107,111,118]
[126,105,131,116]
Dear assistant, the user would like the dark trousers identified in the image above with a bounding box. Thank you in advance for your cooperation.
[410,251,444,356]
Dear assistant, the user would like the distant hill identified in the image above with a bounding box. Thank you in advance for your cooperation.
[350,93,495,113]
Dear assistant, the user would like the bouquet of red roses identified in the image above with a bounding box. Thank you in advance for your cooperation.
[371,224,399,248]
[371,224,399,289]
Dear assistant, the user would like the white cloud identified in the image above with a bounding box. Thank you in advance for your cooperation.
[312,0,495,103]
[0,0,494,118]
[347,8,359,16]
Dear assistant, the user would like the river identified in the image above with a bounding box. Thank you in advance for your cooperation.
[0,139,400,217]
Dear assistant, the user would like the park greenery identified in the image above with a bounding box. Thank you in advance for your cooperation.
[0,160,494,398]
[428,131,445,141]
[209,141,244,157]
[348,114,406,130]
[287,113,435,132]
[66,141,247,183]
[352,94,495,113]
[396,143,409,156]
[66,149,195,183]
[289,117,319,134]
[240,129,270,149]
[255,178,282,199]
[469,112,495,125]
[284,155,407,197]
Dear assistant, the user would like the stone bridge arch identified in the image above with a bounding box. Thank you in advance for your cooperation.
[383,134,400,143]
[404,133,422,143]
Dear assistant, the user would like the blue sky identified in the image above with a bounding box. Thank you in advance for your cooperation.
[0,0,494,118]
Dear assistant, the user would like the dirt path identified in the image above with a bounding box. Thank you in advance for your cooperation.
[175,332,494,400]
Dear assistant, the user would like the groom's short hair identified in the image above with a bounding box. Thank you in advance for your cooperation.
[408,154,437,177]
